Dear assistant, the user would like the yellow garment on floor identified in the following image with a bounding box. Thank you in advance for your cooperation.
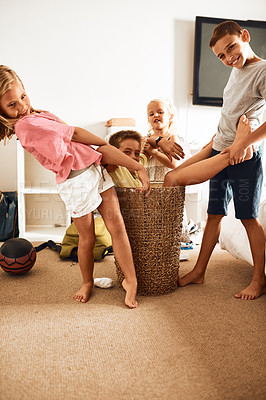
[60,216,112,261]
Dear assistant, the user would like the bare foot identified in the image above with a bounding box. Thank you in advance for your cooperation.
[122,279,138,308]
[235,279,266,300]
[235,115,253,160]
[178,268,205,287]
[73,281,94,303]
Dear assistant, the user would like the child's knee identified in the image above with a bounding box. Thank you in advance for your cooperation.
[207,213,224,223]
[106,214,125,237]
[164,170,179,187]
[240,218,259,229]
[79,234,95,251]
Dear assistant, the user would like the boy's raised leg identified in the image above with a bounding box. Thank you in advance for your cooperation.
[163,115,251,188]
[234,115,253,160]
[163,149,230,187]
[98,187,138,308]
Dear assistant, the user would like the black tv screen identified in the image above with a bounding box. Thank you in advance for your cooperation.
[193,16,266,107]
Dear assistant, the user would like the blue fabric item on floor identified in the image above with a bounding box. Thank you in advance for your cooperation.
[181,242,194,250]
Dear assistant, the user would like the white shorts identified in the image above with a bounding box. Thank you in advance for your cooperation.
[57,164,114,218]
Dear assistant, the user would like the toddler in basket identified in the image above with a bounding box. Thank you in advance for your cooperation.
[144,97,191,183]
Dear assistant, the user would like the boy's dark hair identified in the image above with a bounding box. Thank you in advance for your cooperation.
[209,20,243,48]
[108,130,143,149]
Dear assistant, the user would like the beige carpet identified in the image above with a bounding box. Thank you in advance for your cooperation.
[0,243,265,400]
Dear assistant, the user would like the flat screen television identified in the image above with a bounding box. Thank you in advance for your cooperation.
[193,16,266,107]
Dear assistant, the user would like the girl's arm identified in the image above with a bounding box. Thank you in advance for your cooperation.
[72,127,150,194]
[97,144,150,195]
[147,136,185,161]
[73,127,148,175]
[143,140,176,168]
[72,127,107,146]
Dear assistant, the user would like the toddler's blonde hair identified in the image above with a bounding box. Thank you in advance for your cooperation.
[147,97,178,137]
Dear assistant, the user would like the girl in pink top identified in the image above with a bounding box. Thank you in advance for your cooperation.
[0,65,151,308]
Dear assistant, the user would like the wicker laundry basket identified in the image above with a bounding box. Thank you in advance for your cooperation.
[115,186,185,295]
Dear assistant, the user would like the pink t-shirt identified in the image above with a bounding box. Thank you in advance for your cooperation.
[15,112,102,183]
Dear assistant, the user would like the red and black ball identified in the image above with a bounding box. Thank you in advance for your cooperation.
[0,238,36,275]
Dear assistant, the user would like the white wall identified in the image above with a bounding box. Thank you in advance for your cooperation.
[0,0,265,217]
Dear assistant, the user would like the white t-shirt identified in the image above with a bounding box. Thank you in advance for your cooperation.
[213,59,266,151]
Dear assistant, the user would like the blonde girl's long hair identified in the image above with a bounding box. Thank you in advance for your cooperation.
[147,97,179,137]
[0,65,35,143]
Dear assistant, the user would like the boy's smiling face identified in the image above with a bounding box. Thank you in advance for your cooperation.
[118,138,141,173]
[212,30,252,69]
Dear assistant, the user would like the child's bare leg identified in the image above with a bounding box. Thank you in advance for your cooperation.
[163,151,230,187]
[235,218,266,300]
[98,187,138,308]
[170,141,213,172]
[234,115,253,160]
[179,214,224,286]
[72,213,95,303]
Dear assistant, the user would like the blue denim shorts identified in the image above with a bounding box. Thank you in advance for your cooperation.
[207,148,263,219]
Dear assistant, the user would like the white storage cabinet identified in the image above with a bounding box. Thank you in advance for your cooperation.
[17,140,71,242]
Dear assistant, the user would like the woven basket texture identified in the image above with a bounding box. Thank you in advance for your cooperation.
[115,187,185,295]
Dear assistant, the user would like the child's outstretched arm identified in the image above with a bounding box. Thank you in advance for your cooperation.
[98,144,151,195]
[72,127,107,146]
[72,127,151,195]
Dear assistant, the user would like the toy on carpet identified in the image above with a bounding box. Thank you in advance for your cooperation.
[94,277,114,288]
[0,238,36,275]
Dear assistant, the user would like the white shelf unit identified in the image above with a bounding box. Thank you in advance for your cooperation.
[105,117,136,141]
[17,141,71,242]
